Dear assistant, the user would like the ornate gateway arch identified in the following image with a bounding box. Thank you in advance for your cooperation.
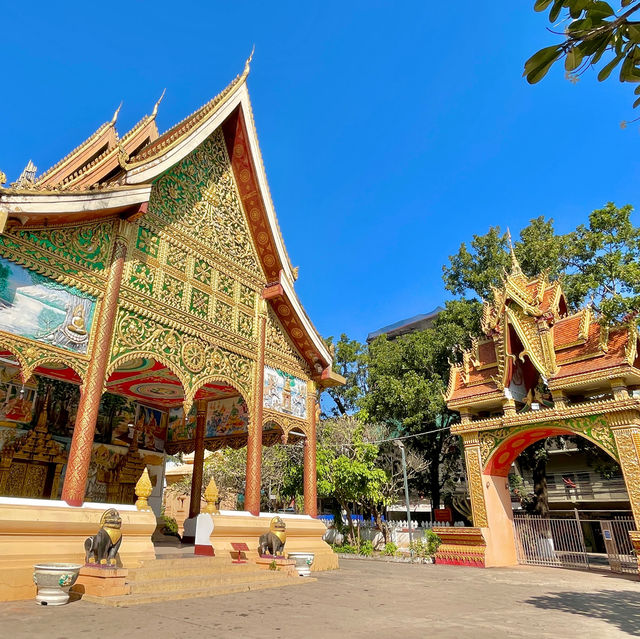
[439,252,640,569]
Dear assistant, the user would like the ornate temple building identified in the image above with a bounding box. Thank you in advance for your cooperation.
[0,58,343,600]
[435,251,640,569]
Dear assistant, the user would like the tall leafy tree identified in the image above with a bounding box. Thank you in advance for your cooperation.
[443,216,566,301]
[315,416,387,541]
[324,334,368,416]
[565,202,640,321]
[360,300,482,510]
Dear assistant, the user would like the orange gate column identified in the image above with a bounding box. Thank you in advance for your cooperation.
[303,380,318,517]
[188,400,208,518]
[245,302,266,516]
[62,221,131,506]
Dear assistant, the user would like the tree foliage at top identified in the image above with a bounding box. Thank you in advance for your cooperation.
[324,334,368,416]
[525,1,640,112]
[443,204,640,323]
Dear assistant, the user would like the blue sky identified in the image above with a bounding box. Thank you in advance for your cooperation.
[1,2,638,344]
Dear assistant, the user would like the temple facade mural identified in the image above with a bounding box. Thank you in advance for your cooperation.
[263,366,307,419]
[205,397,249,438]
[0,256,95,354]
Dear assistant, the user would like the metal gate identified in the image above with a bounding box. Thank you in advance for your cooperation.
[512,514,638,574]
[513,515,588,569]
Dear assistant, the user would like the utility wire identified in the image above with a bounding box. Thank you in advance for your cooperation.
[319,424,453,448]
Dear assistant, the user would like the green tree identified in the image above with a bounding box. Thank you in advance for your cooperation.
[315,416,387,542]
[443,217,566,301]
[360,300,481,510]
[564,202,640,322]
[324,334,368,416]
[443,207,640,322]
[525,1,640,112]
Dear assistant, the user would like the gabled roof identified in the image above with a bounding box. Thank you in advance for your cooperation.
[446,250,640,408]
[0,57,336,381]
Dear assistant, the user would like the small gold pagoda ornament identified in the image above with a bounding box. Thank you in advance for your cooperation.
[0,171,6,186]
[134,467,153,511]
[204,476,220,514]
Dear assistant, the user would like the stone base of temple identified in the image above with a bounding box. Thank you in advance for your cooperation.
[210,511,339,572]
[0,497,156,602]
[72,566,130,597]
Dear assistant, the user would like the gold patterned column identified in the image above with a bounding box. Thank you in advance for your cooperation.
[188,400,208,519]
[303,381,318,517]
[62,221,131,506]
[462,433,488,527]
[245,301,266,516]
[610,421,640,528]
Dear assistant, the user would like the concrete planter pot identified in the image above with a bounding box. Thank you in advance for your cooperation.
[33,563,83,606]
[288,552,315,577]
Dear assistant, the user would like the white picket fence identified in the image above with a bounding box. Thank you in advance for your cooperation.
[322,518,464,549]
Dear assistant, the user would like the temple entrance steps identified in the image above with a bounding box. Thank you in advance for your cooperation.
[81,556,313,606]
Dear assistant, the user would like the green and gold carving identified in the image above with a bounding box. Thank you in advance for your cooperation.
[147,129,263,281]
[6,220,113,271]
[479,414,618,467]
[109,307,253,404]
[265,308,309,378]
[0,233,105,296]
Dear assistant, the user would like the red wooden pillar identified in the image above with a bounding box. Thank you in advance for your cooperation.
[188,400,208,519]
[62,224,130,506]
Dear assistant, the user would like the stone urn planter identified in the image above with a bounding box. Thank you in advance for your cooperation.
[33,563,83,605]
[287,552,314,577]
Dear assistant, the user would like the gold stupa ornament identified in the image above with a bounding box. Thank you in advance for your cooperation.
[204,476,220,514]
[134,467,153,511]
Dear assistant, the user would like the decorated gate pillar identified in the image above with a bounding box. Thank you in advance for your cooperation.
[609,412,640,558]
[436,433,517,568]
[62,220,132,506]
[245,302,267,516]
[303,380,318,517]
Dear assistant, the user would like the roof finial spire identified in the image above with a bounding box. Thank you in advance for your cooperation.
[111,102,123,125]
[242,45,255,79]
[506,228,523,277]
[151,89,166,118]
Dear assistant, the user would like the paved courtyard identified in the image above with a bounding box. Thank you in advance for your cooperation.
[2,559,639,638]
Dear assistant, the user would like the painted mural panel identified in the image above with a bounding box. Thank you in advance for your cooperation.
[263,366,307,419]
[0,363,37,427]
[167,397,250,442]
[111,404,167,452]
[97,395,137,446]
[167,404,196,443]
[206,397,249,438]
[0,256,96,353]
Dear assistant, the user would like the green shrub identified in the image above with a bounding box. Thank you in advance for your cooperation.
[425,529,441,555]
[383,542,398,556]
[331,543,357,554]
[409,538,429,559]
[161,514,179,535]
[359,540,374,556]
[409,531,441,559]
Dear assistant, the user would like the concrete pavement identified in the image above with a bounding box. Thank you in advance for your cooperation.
[2,559,639,638]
